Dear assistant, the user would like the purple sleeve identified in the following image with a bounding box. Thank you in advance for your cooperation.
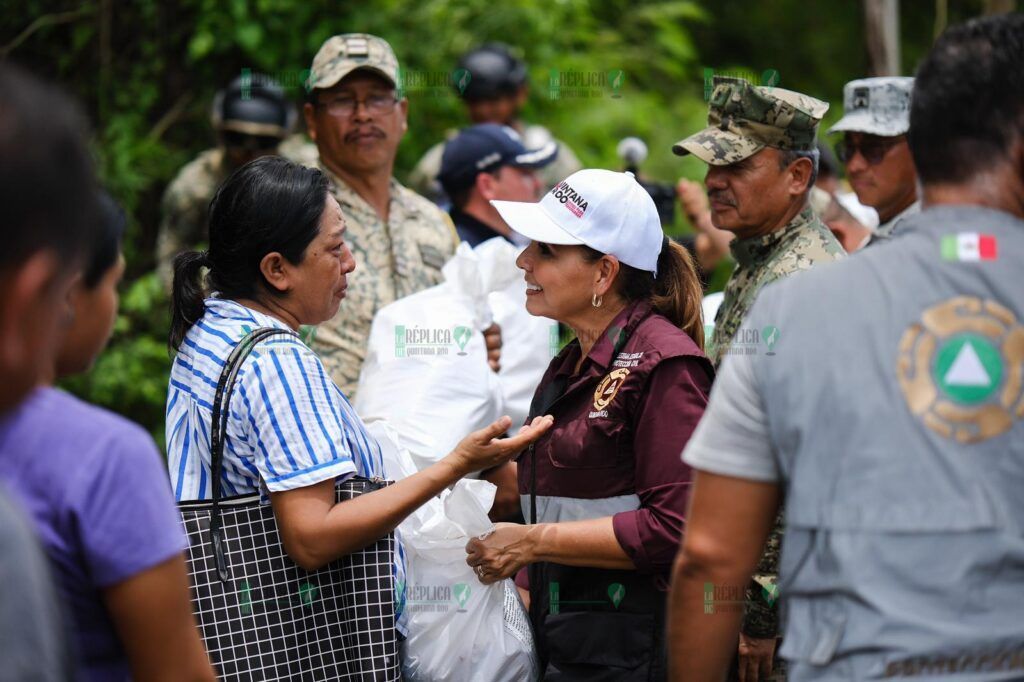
[612,356,711,577]
[67,424,188,588]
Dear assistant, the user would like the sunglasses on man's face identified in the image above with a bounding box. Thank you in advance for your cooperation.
[222,132,282,151]
[834,135,905,165]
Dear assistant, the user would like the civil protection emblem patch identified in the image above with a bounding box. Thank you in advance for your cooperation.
[897,296,1024,443]
[593,368,629,411]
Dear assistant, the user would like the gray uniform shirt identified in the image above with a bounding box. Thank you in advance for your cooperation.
[867,199,922,247]
[684,205,1024,680]
[0,486,72,681]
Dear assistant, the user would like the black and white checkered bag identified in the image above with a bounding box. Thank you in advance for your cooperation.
[178,328,400,680]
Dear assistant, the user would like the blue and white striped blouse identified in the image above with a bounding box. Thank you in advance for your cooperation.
[166,298,406,629]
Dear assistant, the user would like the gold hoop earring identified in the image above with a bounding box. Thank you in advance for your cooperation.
[592,294,603,308]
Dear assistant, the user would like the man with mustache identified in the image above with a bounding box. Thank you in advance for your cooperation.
[828,77,919,247]
[670,76,844,682]
[303,34,461,399]
[671,14,1024,680]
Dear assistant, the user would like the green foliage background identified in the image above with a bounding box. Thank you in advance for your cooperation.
[1,0,997,444]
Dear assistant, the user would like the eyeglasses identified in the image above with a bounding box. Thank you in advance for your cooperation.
[316,93,399,118]
[222,132,282,151]
[834,135,905,165]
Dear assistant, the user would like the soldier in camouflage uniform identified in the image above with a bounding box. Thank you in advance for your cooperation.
[828,77,920,246]
[407,44,582,205]
[672,76,845,682]
[302,34,460,399]
[157,74,318,288]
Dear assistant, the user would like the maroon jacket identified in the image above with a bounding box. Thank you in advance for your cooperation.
[517,300,713,587]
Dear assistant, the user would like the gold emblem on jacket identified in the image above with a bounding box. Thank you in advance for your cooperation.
[594,368,630,411]
[896,296,1024,443]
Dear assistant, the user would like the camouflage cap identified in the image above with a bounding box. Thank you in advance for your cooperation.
[672,76,829,165]
[828,77,913,137]
[307,34,399,92]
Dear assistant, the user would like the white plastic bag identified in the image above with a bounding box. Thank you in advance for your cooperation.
[356,243,504,473]
[365,421,539,682]
[401,480,538,682]
[474,237,560,428]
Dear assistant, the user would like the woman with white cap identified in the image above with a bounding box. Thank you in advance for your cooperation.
[466,169,713,679]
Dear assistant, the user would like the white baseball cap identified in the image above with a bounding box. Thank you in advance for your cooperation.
[491,169,664,275]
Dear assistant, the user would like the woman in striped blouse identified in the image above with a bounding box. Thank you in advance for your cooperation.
[165,156,551,634]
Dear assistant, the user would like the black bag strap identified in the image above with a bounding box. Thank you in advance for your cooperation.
[210,326,299,582]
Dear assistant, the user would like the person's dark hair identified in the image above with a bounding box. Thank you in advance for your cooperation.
[449,185,472,210]
[910,13,1024,185]
[0,64,99,270]
[777,147,820,190]
[169,156,330,350]
[82,192,127,289]
[582,240,705,350]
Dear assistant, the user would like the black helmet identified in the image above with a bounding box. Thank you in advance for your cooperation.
[454,44,528,101]
[211,72,294,137]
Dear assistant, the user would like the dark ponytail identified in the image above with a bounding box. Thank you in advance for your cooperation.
[168,155,330,351]
[169,250,210,351]
[582,238,706,350]
[645,240,705,350]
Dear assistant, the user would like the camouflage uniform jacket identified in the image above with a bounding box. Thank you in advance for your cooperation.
[709,206,844,642]
[709,206,845,368]
[407,123,582,203]
[156,139,320,288]
[157,148,229,288]
[312,165,459,399]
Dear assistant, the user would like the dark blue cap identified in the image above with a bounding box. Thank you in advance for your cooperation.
[438,123,558,196]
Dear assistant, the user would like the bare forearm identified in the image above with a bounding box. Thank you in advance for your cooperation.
[277,458,466,569]
[668,552,747,681]
[276,415,555,571]
[666,472,781,681]
[105,556,216,682]
[529,517,634,570]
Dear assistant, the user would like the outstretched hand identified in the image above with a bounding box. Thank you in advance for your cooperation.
[447,414,553,477]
